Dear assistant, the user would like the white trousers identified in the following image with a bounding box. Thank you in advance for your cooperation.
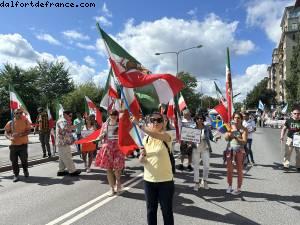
[57,145,76,173]
[193,147,210,182]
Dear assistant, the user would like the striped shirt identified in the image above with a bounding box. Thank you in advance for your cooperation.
[36,112,50,133]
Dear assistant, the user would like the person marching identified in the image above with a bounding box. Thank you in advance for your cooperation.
[193,114,216,191]
[224,112,248,195]
[242,112,256,166]
[4,108,31,182]
[81,115,97,173]
[280,104,300,171]
[131,112,174,225]
[34,107,52,158]
[178,109,195,171]
[56,110,81,176]
[95,110,125,196]
[73,112,84,155]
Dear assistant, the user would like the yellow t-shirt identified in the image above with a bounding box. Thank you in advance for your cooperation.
[143,136,173,182]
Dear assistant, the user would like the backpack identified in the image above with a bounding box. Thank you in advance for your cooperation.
[146,136,176,174]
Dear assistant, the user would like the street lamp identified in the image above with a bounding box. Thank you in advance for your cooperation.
[155,44,203,75]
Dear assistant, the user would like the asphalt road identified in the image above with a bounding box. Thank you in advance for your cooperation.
[0,128,299,225]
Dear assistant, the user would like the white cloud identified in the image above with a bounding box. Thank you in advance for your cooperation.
[36,33,61,45]
[246,0,294,44]
[232,64,269,101]
[94,16,112,27]
[98,14,255,79]
[187,8,198,18]
[62,30,90,41]
[102,2,112,17]
[0,33,103,86]
[84,55,96,66]
[76,42,96,50]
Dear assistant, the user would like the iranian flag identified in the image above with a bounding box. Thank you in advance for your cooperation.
[85,96,103,127]
[167,98,175,119]
[55,102,64,120]
[226,48,233,121]
[100,68,119,110]
[178,93,187,111]
[97,25,184,105]
[47,106,55,146]
[118,87,142,155]
[9,85,32,123]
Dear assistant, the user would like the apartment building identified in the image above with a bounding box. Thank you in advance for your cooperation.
[268,1,300,104]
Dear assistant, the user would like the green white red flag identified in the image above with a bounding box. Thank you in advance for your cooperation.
[47,106,55,146]
[178,93,187,111]
[85,96,103,127]
[55,101,64,120]
[9,85,32,123]
[97,25,184,105]
[225,48,233,121]
[100,68,119,110]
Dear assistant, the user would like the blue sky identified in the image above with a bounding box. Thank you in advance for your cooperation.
[0,0,296,101]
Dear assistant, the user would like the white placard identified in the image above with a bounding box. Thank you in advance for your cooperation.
[180,127,201,143]
[107,125,118,140]
[293,134,300,147]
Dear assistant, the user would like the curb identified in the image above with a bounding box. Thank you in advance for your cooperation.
[0,152,80,173]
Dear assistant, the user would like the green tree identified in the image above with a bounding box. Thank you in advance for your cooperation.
[62,82,104,113]
[286,35,300,108]
[0,64,39,127]
[177,72,202,113]
[245,77,277,110]
[35,60,75,107]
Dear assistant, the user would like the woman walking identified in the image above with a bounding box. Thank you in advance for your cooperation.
[81,115,97,173]
[193,114,216,191]
[224,112,248,195]
[95,110,124,196]
[131,112,174,225]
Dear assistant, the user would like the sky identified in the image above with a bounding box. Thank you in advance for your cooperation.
[0,0,296,102]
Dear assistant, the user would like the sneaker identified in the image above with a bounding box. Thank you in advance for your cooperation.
[48,154,52,158]
[69,170,81,176]
[24,171,29,177]
[13,175,19,182]
[43,154,47,158]
[231,189,242,195]
[226,186,233,194]
[202,180,209,190]
[86,168,91,173]
[107,189,116,197]
[186,165,193,172]
[177,164,184,171]
[57,171,69,176]
[193,183,199,191]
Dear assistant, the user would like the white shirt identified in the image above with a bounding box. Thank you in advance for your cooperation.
[243,119,256,139]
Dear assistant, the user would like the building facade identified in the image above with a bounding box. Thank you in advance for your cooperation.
[268,2,300,104]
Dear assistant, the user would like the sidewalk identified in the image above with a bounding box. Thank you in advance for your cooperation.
[0,134,78,172]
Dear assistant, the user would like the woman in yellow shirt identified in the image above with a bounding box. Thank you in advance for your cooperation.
[132,112,174,225]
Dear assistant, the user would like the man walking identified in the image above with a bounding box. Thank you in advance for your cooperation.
[34,107,52,158]
[280,104,300,171]
[4,108,31,182]
[56,110,81,176]
[243,112,256,165]
[73,112,84,155]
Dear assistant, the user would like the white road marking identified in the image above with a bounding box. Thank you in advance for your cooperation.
[45,173,143,225]
[60,174,143,225]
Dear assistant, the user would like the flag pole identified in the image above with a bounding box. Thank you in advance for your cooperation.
[96,23,143,147]
[9,85,15,133]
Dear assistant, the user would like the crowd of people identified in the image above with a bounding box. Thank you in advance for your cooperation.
[3,104,300,225]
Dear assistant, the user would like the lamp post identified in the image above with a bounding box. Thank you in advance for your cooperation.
[155,44,203,75]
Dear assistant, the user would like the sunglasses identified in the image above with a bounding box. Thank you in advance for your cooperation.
[234,117,241,119]
[14,112,22,115]
[293,113,300,115]
[110,114,118,116]
[150,117,163,123]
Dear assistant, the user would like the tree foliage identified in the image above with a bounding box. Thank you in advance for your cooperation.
[62,82,104,113]
[244,77,277,110]
[286,36,300,108]
[0,61,75,127]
